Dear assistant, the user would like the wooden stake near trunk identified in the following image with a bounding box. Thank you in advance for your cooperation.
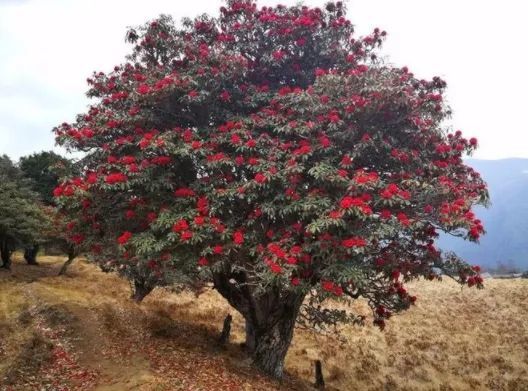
[314,359,325,389]
[218,314,233,346]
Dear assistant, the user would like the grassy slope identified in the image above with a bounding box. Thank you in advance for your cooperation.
[1,256,528,390]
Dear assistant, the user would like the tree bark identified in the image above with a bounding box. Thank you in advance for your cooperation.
[58,247,76,276]
[24,244,39,265]
[131,277,155,302]
[212,268,305,378]
[0,237,12,270]
[244,319,257,353]
[250,295,303,379]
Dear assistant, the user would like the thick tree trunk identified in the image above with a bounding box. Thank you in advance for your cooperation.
[244,319,257,353]
[211,268,305,378]
[247,292,305,378]
[131,277,155,302]
[0,238,11,270]
[1,248,11,270]
[58,248,76,276]
[24,244,39,265]
[250,307,299,378]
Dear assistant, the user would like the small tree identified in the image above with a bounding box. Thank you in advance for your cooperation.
[0,155,47,269]
[18,151,77,267]
[54,1,488,377]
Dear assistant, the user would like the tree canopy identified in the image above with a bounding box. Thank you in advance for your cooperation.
[0,155,48,269]
[19,151,71,205]
[53,0,488,377]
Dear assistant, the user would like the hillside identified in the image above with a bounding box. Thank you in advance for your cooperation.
[2,256,528,390]
[439,158,528,270]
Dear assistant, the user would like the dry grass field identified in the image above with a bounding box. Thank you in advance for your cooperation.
[1,255,528,390]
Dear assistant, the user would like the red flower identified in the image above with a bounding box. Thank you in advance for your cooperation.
[219,90,231,102]
[341,155,352,166]
[213,245,223,255]
[107,155,118,164]
[194,216,205,225]
[380,209,392,219]
[180,230,193,241]
[81,128,94,138]
[322,280,334,292]
[197,196,209,215]
[105,172,128,184]
[269,262,282,274]
[341,237,366,248]
[121,156,136,165]
[334,286,343,296]
[293,145,311,155]
[151,156,172,166]
[319,135,331,148]
[233,230,244,245]
[198,257,209,266]
[272,50,285,61]
[291,277,300,286]
[174,188,195,197]
[86,172,98,184]
[70,234,85,245]
[340,196,364,209]
[117,231,132,245]
[172,219,189,232]
[397,212,410,226]
[137,83,150,95]
[53,186,64,197]
[254,173,267,183]
[329,210,342,219]
[231,134,242,144]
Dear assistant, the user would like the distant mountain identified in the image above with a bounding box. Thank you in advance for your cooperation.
[438,158,528,271]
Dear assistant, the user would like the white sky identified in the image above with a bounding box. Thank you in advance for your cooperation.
[1,0,526,160]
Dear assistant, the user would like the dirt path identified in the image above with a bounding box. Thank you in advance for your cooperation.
[0,256,304,390]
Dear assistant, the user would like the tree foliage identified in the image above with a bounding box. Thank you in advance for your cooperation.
[19,151,71,205]
[0,155,48,268]
[53,1,488,377]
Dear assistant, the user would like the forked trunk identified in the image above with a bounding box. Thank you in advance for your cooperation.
[131,277,155,302]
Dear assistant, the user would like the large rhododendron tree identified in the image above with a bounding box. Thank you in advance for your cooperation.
[53,1,488,377]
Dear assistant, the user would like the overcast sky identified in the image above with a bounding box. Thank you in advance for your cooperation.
[1,0,526,161]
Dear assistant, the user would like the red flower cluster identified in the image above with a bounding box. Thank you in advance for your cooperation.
[341,237,367,248]
[105,172,127,184]
[117,231,132,245]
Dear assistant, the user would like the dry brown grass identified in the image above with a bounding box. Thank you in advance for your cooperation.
[1,255,528,390]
